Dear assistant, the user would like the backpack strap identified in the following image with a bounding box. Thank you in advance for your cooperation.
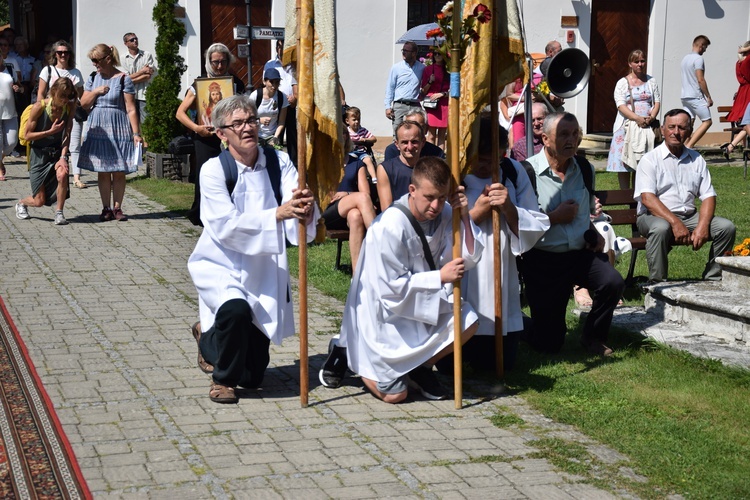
[520,160,537,197]
[219,149,238,197]
[218,146,283,207]
[254,88,263,108]
[391,203,437,271]
[574,155,594,195]
[262,145,283,206]
[499,157,518,189]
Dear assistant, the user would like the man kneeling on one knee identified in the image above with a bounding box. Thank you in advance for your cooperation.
[187,95,319,404]
[321,157,484,403]
[634,108,736,282]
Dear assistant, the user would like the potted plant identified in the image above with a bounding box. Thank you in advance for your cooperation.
[142,0,188,180]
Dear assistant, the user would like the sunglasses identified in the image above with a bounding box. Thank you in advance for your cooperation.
[56,51,70,56]
[90,57,105,64]
[127,37,137,43]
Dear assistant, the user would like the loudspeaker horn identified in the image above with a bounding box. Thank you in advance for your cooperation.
[545,48,591,99]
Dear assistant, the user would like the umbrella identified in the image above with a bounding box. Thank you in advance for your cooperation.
[396,23,445,46]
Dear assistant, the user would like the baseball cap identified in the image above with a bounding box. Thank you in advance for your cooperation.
[264,68,281,81]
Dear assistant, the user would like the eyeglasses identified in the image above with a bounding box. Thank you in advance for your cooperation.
[90,57,105,64]
[210,59,228,67]
[56,51,70,56]
[220,117,260,131]
[401,49,415,54]
[127,37,138,43]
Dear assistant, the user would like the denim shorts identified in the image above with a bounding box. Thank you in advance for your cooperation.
[377,376,408,394]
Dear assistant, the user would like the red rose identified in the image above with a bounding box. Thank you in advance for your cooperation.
[473,4,492,23]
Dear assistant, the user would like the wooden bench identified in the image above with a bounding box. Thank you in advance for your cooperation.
[596,188,692,284]
[719,105,750,178]
[595,189,645,284]
[326,229,350,271]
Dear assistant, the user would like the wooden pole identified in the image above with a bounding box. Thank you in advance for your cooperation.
[450,5,463,410]
[490,0,504,379]
[296,0,309,408]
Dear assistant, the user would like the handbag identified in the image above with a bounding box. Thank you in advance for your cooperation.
[422,99,438,109]
[74,102,89,122]
[168,134,195,155]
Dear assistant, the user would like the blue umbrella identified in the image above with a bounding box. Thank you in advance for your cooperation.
[396,23,445,46]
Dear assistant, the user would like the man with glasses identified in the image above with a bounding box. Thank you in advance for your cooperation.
[187,95,319,404]
[122,33,155,123]
[384,41,425,133]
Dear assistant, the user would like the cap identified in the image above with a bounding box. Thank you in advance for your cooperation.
[264,68,281,81]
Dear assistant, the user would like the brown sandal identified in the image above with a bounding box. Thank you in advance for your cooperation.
[191,322,214,373]
[209,382,238,404]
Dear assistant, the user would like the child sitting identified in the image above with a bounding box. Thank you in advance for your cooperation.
[344,106,377,181]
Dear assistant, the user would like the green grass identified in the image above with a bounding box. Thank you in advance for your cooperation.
[128,176,195,215]
[130,164,750,499]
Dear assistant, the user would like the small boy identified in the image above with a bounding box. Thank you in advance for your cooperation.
[344,106,378,181]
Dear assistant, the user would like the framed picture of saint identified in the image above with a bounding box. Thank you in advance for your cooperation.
[195,76,234,128]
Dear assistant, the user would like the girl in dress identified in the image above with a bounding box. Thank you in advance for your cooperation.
[420,52,449,149]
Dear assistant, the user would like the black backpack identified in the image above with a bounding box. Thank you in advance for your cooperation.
[218,146,282,206]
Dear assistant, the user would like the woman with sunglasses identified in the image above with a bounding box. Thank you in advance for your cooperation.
[176,43,245,226]
[37,40,87,189]
[78,44,142,222]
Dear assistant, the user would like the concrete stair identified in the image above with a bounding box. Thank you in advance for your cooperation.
[633,256,750,367]
[579,133,611,158]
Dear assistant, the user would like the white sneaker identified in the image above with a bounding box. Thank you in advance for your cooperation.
[15,203,30,220]
[54,211,68,225]
[10,151,20,158]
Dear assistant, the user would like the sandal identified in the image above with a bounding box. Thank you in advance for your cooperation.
[191,322,214,373]
[74,179,87,189]
[0,164,5,181]
[573,286,593,309]
[721,143,735,161]
[209,382,238,404]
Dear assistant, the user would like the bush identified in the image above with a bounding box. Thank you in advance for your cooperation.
[142,0,187,153]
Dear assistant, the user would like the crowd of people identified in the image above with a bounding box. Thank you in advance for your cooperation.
[3,28,151,223]
[2,26,742,406]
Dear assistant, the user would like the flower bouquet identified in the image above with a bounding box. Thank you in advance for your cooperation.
[427,2,492,64]
[732,238,750,256]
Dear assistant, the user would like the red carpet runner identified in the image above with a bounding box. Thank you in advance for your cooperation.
[0,297,91,499]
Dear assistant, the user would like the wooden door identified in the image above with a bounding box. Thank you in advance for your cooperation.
[587,0,650,133]
[201,0,271,90]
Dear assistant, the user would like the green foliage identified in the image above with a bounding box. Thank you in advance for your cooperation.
[0,4,9,26]
[142,0,187,153]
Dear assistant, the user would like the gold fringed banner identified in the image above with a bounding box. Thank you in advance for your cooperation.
[290,0,343,209]
[453,0,526,175]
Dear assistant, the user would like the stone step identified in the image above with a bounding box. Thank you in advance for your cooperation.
[643,280,750,344]
[590,306,750,369]
[716,256,750,291]
[579,133,611,150]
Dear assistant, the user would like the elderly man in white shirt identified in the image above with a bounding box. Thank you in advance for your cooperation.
[188,95,319,404]
[634,108,735,282]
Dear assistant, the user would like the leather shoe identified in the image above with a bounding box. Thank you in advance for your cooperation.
[191,322,214,373]
[581,338,613,357]
[209,382,238,404]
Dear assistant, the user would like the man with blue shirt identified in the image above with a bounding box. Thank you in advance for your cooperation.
[384,41,424,133]
[521,112,624,357]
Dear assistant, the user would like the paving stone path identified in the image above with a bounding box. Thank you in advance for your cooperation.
[0,156,660,498]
